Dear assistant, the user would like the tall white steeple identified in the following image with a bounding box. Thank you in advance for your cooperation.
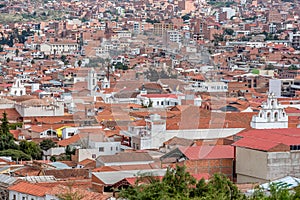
[250,93,288,129]
[87,68,97,94]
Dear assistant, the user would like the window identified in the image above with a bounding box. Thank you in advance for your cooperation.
[116,146,118,151]
[13,195,16,200]
[267,112,271,121]
[111,147,113,151]
[99,147,104,152]
[274,112,278,121]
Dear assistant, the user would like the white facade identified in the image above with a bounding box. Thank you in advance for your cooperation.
[251,93,288,129]
[40,42,79,55]
[167,30,182,43]
[115,30,132,39]
[9,191,45,200]
[137,94,182,108]
[221,7,236,19]
[15,100,64,117]
[191,81,228,93]
[269,79,282,97]
[61,127,79,139]
[9,79,26,96]
[76,142,122,162]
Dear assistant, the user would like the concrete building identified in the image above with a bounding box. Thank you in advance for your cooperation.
[15,98,64,117]
[167,30,182,43]
[289,32,300,50]
[269,79,294,97]
[233,128,300,184]
[40,41,79,55]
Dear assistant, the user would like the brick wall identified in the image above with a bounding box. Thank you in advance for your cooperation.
[91,174,105,193]
[184,159,234,180]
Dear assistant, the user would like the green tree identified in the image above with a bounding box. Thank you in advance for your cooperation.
[15,48,19,57]
[120,166,197,199]
[288,65,298,70]
[0,149,31,161]
[265,64,275,70]
[204,174,245,200]
[182,14,191,21]
[65,145,75,160]
[19,140,42,160]
[224,28,234,36]
[0,112,18,151]
[114,62,128,70]
[120,165,249,200]
[40,139,56,151]
[148,99,153,108]
[77,60,82,67]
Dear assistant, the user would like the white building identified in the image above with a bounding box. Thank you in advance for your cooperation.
[190,81,228,93]
[250,93,288,129]
[167,30,182,43]
[121,114,244,150]
[289,32,300,49]
[115,30,132,39]
[9,79,26,96]
[15,98,64,117]
[40,41,79,55]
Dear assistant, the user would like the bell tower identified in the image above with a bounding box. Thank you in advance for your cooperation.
[250,93,288,129]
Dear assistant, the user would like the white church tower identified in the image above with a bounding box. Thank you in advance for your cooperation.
[10,79,26,96]
[87,68,98,95]
[250,93,288,129]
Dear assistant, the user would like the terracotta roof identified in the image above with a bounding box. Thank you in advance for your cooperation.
[178,145,234,160]
[163,137,194,146]
[8,181,50,197]
[0,109,21,121]
[78,158,96,168]
[57,134,81,147]
[233,128,300,151]
[44,168,89,179]
[47,184,108,200]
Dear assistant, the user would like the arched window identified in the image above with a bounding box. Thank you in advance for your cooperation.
[274,112,278,121]
[267,112,271,121]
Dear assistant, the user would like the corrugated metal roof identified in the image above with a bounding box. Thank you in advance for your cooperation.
[92,169,167,185]
[49,162,72,169]
[0,174,17,185]
[260,176,300,190]
[20,175,56,183]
